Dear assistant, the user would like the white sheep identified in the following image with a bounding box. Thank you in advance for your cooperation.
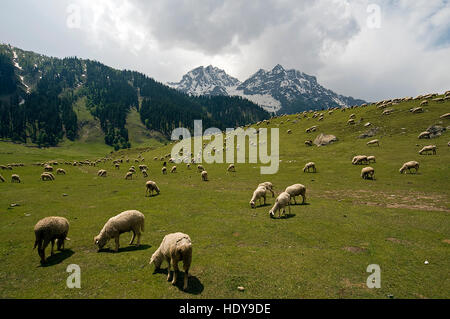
[227,164,236,172]
[142,169,148,177]
[56,168,66,175]
[249,185,267,208]
[367,155,376,163]
[170,166,177,173]
[197,165,204,172]
[94,210,145,252]
[367,139,379,146]
[145,180,160,196]
[162,167,167,175]
[34,216,69,264]
[125,171,133,180]
[44,165,53,172]
[97,169,107,177]
[303,162,316,173]
[201,170,208,181]
[285,184,306,204]
[269,192,291,219]
[149,232,192,291]
[418,131,431,139]
[419,145,436,155]
[410,107,423,113]
[305,140,313,146]
[11,174,21,183]
[352,155,368,165]
[420,100,428,106]
[258,182,275,197]
[40,172,54,181]
[0,174,4,182]
[399,161,420,174]
[440,113,450,119]
[361,167,375,180]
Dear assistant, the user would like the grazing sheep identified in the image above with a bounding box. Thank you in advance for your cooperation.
[249,185,267,208]
[145,181,160,196]
[347,119,355,125]
[303,162,316,173]
[367,155,376,163]
[149,232,192,291]
[382,109,393,115]
[227,164,236,172]
[440,113,450,119]
[287,129,292,134]
[125,171,133,180]
[40,173,54,181]
[44,165,53,172]
[201,170,208,181]
[305,126,317,133]
[197,165,204,172]
[34,216,69,263]
[186,163,191,169]
[170,166,177,173]
[139,164,148,171]
[115,163,120,170]
[269,192,291,219]
[361,167,375,180]
[418,131,431,139]
[410,107,423,114]
[0,174,4,182]
[11,174,20,183]
[129,167,136,174]
[162,167,167,175]
[399,161,420,174]
[258,182,275,197]
[352,155,368,165]
[97,169,107,177]
[305,140,313,146]
[349,114,356,119]
[285,184,306,204]
[419,145,436,155]
[420,100,428,106]
[367,139,379,146]
[94,210,145,252]
[56,168,66,175]
[142,169,148,178]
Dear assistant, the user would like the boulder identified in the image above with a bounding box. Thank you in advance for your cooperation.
[314,133,338,146]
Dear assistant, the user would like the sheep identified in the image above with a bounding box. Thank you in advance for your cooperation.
[34,216,69,264]
[201,170,208,181]
[129,167,136,174]
[40,173,54,181]
[115,163,120,170]
[347,119,355,125]
[125,171,133,180]
[418,131,431,139]
[186,163,191,169]
[149,232,192,291]
[352,155,368,165]
[197,165,204,172]
[170,166,177,173]
[145,180,160,196]
[361,167,375,180]
[305,140,313,146]
[162,167,167,175]
[94,210,145,252]
[139,164,148,171]
[420,100,428,106]
[11,174,20,183]
[305,126,317,133]
[419,145,436,155]
[440,113,450,119]
[410,107,423,114]
[227,164,236,172]
[399,161,420,174]
[285,184,306,205]
[367,139,379,146]
[0,174,4,182]
[367,155,376,163]
[258,182,275,197]
[56,168,66,175]
[249,185,267,208]
[349,114,356,119]
[44,165,53,172]
[97,169,107,177]
[142,169,148,178]
[303,162,316,173]
[382,109,393,115]
[287,129,292,134]
[432,97,444,103]
[269,192,291,219]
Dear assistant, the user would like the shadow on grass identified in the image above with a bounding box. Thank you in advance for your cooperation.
[98,244,152,253]
[271,213,296,220]
[256,203,271,208]
[290,202,310,206]
[153,268,204,295]
[145,193,160,198]
[40,249,74,267]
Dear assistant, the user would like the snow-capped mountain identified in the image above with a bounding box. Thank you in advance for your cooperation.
[168,64,366,114]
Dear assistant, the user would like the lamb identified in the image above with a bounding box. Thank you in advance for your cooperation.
[94,210,145,252]
[367,139,379,146]
[367,155,376,163]
[0,174,4,182]
[352,155,368,165]
[227,164,236,172]
[249,185,267,208]
[170,166,177,173]
[125,171,133,180]
[149,232,192,291]
[97,169,107,177]
[418,131,431,139]
[258,182,275,197]
[11,174,21,183]
[303,162,316,173]
[399,161,420,174]
[34,216,69,264]
[361,167,375,180]
[285,184,306,204]
[145,180,160,196]
[142,169,148,178]
[56,168,66,175]
[40,173,54,181]
[201,170,208,181]
[269,192,291,219]
[419,145,436,155]
[162,167,167,175]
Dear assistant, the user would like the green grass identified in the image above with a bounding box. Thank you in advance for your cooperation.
[0,96,449,299]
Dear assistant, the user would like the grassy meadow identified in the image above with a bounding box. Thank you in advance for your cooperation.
[0,96,449,299]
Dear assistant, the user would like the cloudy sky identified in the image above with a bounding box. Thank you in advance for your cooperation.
[1,0,449,101]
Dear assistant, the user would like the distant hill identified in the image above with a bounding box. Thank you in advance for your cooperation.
[168,64,367,114]
[0,44,269,149]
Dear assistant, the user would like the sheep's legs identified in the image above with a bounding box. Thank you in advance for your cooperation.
[167,259,172,281]
[172,260,179,285]
[129,231,136,245]
[50,240,55,255]
[40,239,50,263]
[114,236,120,252]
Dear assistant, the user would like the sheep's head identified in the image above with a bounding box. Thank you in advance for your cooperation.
[249,200,256,209]
[149,251,163,270]
[269,210,275,218]
[94,235,107,250]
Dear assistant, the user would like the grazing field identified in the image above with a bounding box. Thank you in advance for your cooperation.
[0,96,449,299]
